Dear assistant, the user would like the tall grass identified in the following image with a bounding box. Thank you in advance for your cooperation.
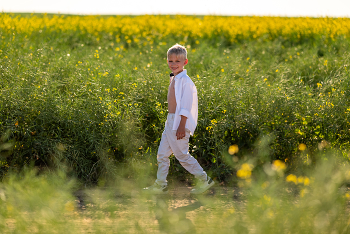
[0,13,350,185]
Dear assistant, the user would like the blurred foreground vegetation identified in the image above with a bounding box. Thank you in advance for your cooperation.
[0,150,350,233]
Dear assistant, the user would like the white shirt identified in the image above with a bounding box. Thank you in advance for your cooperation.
[171,69,198,135]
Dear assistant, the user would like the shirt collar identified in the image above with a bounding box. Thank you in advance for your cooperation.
[170,69,187,79]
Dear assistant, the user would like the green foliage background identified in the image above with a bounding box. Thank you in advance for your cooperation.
[1,14,350,185]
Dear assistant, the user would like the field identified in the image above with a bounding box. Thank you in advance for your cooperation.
[1,13,350,233]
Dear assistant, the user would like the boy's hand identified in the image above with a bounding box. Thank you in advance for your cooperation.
[176,126,186,140]
[176,115,187,140]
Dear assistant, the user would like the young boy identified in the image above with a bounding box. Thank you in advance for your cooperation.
[144,44,214,195]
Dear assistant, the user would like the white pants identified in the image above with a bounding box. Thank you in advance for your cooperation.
[156,113,207,186]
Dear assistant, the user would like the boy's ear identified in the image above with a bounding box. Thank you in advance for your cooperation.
[184,59,188,65]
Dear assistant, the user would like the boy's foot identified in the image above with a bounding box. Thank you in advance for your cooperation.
[190,177,215,194]
[143,182,169,195]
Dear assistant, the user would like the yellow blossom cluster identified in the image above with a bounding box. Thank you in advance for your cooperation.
[1,14,350,43]
[237,163,254,179]
[228,144,239,155]
[272,160,286,171]
[286,174,310,186]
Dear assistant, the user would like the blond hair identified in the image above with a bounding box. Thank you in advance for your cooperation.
[167,44,187,59]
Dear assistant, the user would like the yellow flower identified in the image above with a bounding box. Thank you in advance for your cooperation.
[221,69,225,72]
[272,160,286,171]
[303,177,310,186]
[345,192,350,199]
[286,174,297,184]
[228,145,239,155]
[297,176,304,184]
[237,169,251,179]
[298,143,307,151]
[241,163,253,171]
[237,163,253,179]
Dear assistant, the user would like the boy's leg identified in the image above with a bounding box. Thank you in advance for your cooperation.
[143,118,173,194]
[167,130,215,194]
[155,128,173,186]
[166,128,207,181]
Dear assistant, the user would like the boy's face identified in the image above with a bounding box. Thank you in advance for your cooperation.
[167,54,188,76]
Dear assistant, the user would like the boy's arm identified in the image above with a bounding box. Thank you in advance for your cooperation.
[177,81,196,140]
[178,82,194,120]
[176,115,187,140]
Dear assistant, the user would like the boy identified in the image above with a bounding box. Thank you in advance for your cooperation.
[144,44,214,195]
